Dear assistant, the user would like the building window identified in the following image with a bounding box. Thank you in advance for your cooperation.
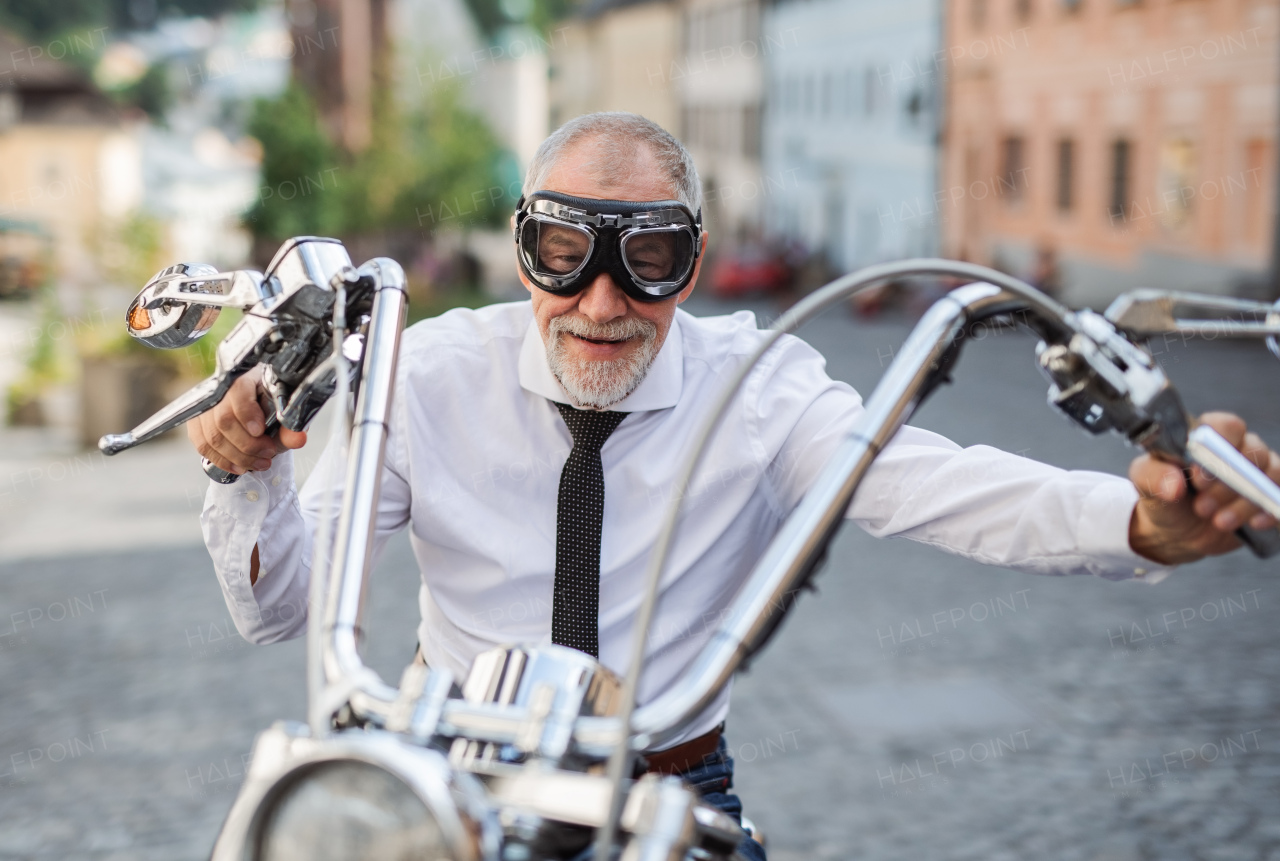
[743,0,759,45]
[972,0,987,28]
[1056,138,1074,211]
[1244,138,1270,247]
[1001,135,1026,200]
[863,67,877,115]
[1157,138,1195,229]
[744,103,761,158]
[1015,0,1033,21]
[1109,138,1131,223]
[685,9,701,55]
[821,74,832,117]
[905,89,924,125]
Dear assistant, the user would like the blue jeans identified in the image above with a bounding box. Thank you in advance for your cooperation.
[568,736,767,861]
[678,736,768,861]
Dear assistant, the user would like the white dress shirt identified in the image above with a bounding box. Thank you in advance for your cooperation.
[202,301,1166,747]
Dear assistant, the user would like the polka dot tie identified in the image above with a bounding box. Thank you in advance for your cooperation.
[552,402,627,658]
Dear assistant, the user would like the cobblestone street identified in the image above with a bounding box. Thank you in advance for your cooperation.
[1,298,1278,860]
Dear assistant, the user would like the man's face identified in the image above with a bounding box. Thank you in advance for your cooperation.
[519,140,706,409]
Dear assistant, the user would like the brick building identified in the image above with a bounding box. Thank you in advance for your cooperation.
[941,0,1278,306]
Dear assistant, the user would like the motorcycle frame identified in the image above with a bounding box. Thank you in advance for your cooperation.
[299,260,1076,851]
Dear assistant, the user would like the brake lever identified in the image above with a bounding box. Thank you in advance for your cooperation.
[1039,309,1280,559]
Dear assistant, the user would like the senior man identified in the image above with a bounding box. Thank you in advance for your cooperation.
[192,112,1279,861]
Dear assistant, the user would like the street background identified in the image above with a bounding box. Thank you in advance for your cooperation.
[0,0,1276,858]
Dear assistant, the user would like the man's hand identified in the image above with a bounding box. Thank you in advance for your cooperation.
[186,367,307,476]
[1128,412,1280,565]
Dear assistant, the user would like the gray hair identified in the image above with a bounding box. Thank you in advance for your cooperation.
[522,112,702,215]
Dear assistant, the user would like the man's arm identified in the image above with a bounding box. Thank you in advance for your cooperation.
[753,336,1273,579]
[201,451,313,643]
[191,371,412,643]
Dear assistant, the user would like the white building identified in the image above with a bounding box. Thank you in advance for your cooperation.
[762,0,941,272]
[677,0,766,244]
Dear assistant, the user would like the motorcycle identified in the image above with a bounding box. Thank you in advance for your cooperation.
[100,237,1280,861]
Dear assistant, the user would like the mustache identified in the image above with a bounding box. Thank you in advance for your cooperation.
[548,315,658,343]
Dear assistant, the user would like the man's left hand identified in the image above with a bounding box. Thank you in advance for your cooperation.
[1128,412,1280,565]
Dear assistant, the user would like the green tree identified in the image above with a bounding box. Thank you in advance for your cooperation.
[0,0,261,40]
[114,62,171,121]
[244,82,510,243]
[243,84,343,240]
[369,84,510,233]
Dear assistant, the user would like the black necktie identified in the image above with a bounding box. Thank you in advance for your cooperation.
[552,403,627,658]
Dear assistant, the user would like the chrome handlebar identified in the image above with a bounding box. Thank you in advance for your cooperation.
[302,257,1277,845]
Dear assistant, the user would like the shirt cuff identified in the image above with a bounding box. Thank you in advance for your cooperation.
[1076,475,1174,584]
[204,452,296,527]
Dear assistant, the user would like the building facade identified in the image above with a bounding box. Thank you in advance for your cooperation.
[548,0,682,135]
[761,0,942,273]
[942,0,1278,306]
[0,29,142,289]
[675,0,765,242]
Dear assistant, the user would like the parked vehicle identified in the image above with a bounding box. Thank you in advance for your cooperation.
[709,243,792,298]
[100,240,1280,860]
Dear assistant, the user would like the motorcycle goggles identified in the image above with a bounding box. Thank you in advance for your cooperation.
[514,190,703,302]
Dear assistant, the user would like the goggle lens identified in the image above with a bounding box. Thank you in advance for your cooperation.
[520,219,593,278]
[622,228,694,285]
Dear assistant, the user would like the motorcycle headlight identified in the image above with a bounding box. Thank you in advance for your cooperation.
[257,760,454,861]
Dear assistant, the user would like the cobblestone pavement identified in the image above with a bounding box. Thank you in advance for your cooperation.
[1,299,1278,860]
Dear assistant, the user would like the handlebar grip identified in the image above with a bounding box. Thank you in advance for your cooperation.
[1185,425,1280,560]
[200,411,282,486]
[1236,525,1280,559]
[202,458,240,484]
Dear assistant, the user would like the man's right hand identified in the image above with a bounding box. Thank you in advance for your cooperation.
[187,368,307,476]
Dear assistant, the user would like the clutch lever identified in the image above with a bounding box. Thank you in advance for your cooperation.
[1105,290,1280,339]
[98,312,277,456]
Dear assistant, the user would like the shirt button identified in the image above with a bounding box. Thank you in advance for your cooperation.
[1134,568,1147,577]
[246,490,260,503]
[271,476,282,487]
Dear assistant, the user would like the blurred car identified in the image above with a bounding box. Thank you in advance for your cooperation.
[709,244,792,298]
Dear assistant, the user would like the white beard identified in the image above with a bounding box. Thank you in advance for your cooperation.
[545,315,660,409]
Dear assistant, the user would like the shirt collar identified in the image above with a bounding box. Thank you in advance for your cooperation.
[518,309,684,412]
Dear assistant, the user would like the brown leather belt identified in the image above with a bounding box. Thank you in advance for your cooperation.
[637,724,723,776]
